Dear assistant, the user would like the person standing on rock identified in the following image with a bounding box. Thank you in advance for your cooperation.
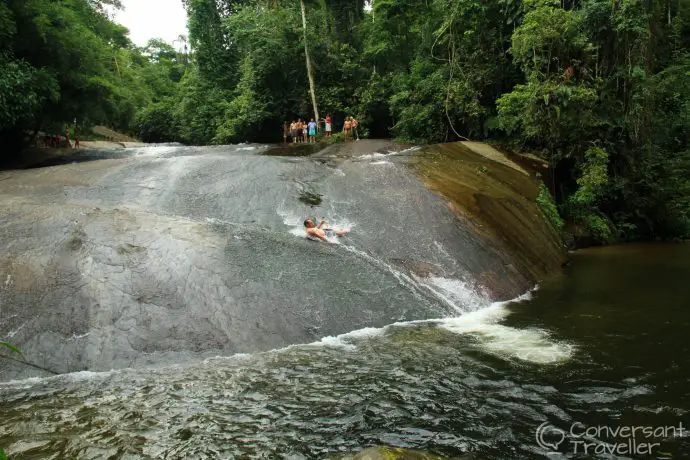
[283,121,290,144]
[325,114,332,138]
[343,117,352,141]
[290,120,298,144]
[350,116,360,141]
[65,124,72,148]
[308,119,317,144]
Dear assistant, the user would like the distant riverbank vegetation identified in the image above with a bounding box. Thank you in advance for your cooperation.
[1,0,688,243]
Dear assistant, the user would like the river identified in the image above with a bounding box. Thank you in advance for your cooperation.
[0,145,688,458]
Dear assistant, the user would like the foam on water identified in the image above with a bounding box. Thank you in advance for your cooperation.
[311,327,384,351]
[370,160,394,166]
[399,146,422,154]
[423,276,491,313]
[437,290,574,364]
[474,324,573,364]
[130,145,184,158]
[0,289,570,390]
[415,277,573,364]
[357,145,421,161]
[358,152,387,160]
[332,271,574,365]
[0,369,120,389]
[294,282,572,365]
[277,207,302,227]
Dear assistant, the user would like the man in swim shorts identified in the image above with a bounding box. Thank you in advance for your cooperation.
[308,118,317,144]
[290,120,298,143]
[350,116,360,141]
[304,218,349,242]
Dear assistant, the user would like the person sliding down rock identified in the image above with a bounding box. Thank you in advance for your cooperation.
[304,218,349,242]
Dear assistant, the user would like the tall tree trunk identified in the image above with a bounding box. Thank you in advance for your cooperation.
[300,0,320,124]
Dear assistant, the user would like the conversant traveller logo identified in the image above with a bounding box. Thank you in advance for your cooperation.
[536,421,686,455]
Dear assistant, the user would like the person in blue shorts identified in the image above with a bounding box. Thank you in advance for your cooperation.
[308,118,317,144]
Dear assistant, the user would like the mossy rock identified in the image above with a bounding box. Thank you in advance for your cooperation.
[410,142,567,292]
[299,191,323,206]
[66,229,87,251]
[332,446,473,460]
[263,143,325,157]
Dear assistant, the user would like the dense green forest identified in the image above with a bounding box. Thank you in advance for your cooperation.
[1,0,689,243]
[0,0,189,145]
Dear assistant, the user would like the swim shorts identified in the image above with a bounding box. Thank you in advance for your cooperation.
[326,123,332,132]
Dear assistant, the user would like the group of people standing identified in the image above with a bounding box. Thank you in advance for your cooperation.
[285,118,319,144]
[343,116,360,141]
[283,114,360,144]
[40,123,79,149]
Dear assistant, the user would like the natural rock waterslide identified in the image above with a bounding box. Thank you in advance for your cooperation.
[0,140,564,380]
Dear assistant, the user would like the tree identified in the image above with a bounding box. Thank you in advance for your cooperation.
[173,34,190,66]
[4,0,688,243]
[1,0,142,151]
[300,0,320,123]
[134,99,180,143]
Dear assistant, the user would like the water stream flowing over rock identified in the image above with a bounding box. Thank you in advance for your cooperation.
[0,141,563,380]
[1,143,688,459]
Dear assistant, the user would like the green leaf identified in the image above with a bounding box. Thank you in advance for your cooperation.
[0,341,23,357]
[0,446,7,460]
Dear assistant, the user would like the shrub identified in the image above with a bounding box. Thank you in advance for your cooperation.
[134,100,179,143]
[537,184,564,233]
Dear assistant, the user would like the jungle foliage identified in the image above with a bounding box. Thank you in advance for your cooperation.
[2,0,689,242]
[0,0,187,150]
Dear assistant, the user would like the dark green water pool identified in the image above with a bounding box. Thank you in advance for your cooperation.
[504,243,690,458]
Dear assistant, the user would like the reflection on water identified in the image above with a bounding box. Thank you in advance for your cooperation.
[1,244,689,458]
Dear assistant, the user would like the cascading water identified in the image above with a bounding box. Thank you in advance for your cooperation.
[1,143,686,459]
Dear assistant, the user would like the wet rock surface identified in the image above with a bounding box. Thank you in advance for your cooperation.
[333,446,470,460]
[411,142,566,295]
[0,142,562,380]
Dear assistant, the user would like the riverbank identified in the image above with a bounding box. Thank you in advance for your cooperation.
[0,142,149,170]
